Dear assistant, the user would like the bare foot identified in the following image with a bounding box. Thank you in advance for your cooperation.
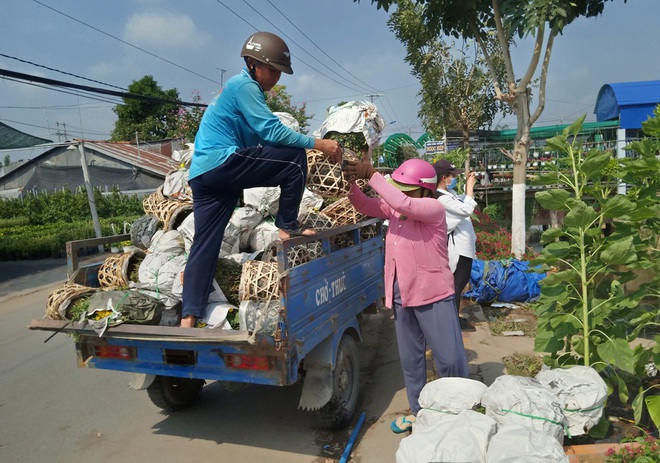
[180,315,196,328]
[278,227,317,240]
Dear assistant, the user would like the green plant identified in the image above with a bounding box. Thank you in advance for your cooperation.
[531,113,660,430]
[482,201,507,225]
[473,210,537,261]
[605,433,659,463]
[502,353,544,377]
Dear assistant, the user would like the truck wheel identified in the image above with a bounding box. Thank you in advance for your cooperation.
[146,375,204,411]
[317,335,360,429]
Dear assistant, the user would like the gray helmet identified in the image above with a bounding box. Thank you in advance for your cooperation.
[241,32,293,74]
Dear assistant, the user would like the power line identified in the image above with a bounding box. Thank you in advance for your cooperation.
[242,0,373,93]
[0,53,128,91]
[265,0,382,94]
[213,0,367,94]
[31,0,221,86]
[0,68,207,107]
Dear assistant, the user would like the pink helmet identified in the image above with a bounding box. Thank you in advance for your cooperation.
[391,159,438,193]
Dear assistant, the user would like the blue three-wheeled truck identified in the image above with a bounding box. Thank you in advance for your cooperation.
[29,219,384,429]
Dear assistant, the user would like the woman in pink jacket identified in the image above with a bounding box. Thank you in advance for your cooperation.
[344,158,469,434]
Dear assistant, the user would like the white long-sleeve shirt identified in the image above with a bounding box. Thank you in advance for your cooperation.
[437,189,477,272]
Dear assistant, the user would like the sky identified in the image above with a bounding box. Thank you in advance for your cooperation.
[2,0,660,162]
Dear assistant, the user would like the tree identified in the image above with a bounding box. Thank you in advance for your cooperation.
[111,75,180,142]
[3,155,10,167]
[173,90,206,143]
[358,0,623,258]
[265,85,312,134]
[388,0,508,159]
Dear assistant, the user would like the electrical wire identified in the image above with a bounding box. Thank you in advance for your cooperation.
[213,0,367,94]
[0,53,128,91]
[265,0,383,94]
[31,0,221,86]
[242,0,373,93]
[0,68,207,107]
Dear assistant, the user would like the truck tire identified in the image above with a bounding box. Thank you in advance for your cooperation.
[146,375,204,411]
[317,335,360,429]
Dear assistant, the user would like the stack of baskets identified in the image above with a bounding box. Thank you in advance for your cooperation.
[44,147,381,325]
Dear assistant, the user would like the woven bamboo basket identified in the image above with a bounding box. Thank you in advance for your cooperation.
[322,197,365,227]
[306,148,360,198]
[360,224,379,241]
[261,241,311,268]
[98,248,146,290]
[239,261,280,302]
[45,283,96,321]
[300,210,335,230]
[142,186,193,230]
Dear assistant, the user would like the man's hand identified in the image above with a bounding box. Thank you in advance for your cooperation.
[314,139,343,164]
[342,160,377,181]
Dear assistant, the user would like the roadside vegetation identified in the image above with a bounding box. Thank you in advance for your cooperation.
[0,187,142,260]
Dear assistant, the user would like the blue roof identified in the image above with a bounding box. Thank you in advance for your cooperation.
[594,80,660,129]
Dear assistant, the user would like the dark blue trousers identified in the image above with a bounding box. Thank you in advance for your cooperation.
[182,145,308,318]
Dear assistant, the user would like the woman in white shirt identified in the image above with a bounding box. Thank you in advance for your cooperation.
[432,160,478,319]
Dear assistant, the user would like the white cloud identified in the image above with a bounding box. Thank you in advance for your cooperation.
[123,11,210,48]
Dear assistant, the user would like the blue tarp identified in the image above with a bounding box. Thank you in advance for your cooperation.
[464,258,546,304]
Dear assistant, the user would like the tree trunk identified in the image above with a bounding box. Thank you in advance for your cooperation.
[511,90,532,259]
[462,125,471,172]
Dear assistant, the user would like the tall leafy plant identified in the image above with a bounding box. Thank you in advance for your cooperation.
[532,113,660,429]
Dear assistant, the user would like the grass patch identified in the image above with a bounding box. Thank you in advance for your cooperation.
[483,305,538,337]
[502,352,544,377]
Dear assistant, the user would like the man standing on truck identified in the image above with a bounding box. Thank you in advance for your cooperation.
[181,31,343,328]
[343,158,469,434]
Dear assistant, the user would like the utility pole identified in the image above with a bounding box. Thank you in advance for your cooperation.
[365,93,384,103]
[217,68,227,88]
[53,122,68,142]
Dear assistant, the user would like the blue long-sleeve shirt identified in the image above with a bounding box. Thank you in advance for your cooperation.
[190,68,315,180]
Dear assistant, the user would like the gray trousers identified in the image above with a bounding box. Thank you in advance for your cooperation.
[392,279,469,415]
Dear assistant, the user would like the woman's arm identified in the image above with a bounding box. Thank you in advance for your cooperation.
[368,173,445,223]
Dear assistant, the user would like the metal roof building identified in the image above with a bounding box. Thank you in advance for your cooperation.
[594,80,660,129]
[0,139,180,198]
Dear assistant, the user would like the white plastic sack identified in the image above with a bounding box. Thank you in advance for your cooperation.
[172,210,245,257]
[177,212,195,254]
[148,230,185,255]
[248,220,279,253]
[396,410,496,463]
[172,142,194,167]
[231,206,264,250]
[536,365,608,436]
[415,377,488,429]
[297,188,324,222]
[138,253,188,295]
[274,111,300,132]
[486,425,569,463]
[313,100,385,148]
[201,301,235,329]
[162,169,192,201]
[224,251,262,265]
[244,186,280,216]
[481,375,566,444]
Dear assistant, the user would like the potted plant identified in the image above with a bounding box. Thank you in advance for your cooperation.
[531,112,660,440]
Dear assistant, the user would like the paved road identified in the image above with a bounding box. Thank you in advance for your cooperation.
[0,264,411,463]
[0,258,526,463]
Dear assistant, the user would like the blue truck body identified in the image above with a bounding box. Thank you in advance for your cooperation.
[29,219,384,424]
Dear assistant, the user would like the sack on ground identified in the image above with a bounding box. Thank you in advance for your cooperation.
[415,377,488,429]
[396,410,496,463]
[481,375,566,443]
[486,424,569,463]
[536,365,608,437]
